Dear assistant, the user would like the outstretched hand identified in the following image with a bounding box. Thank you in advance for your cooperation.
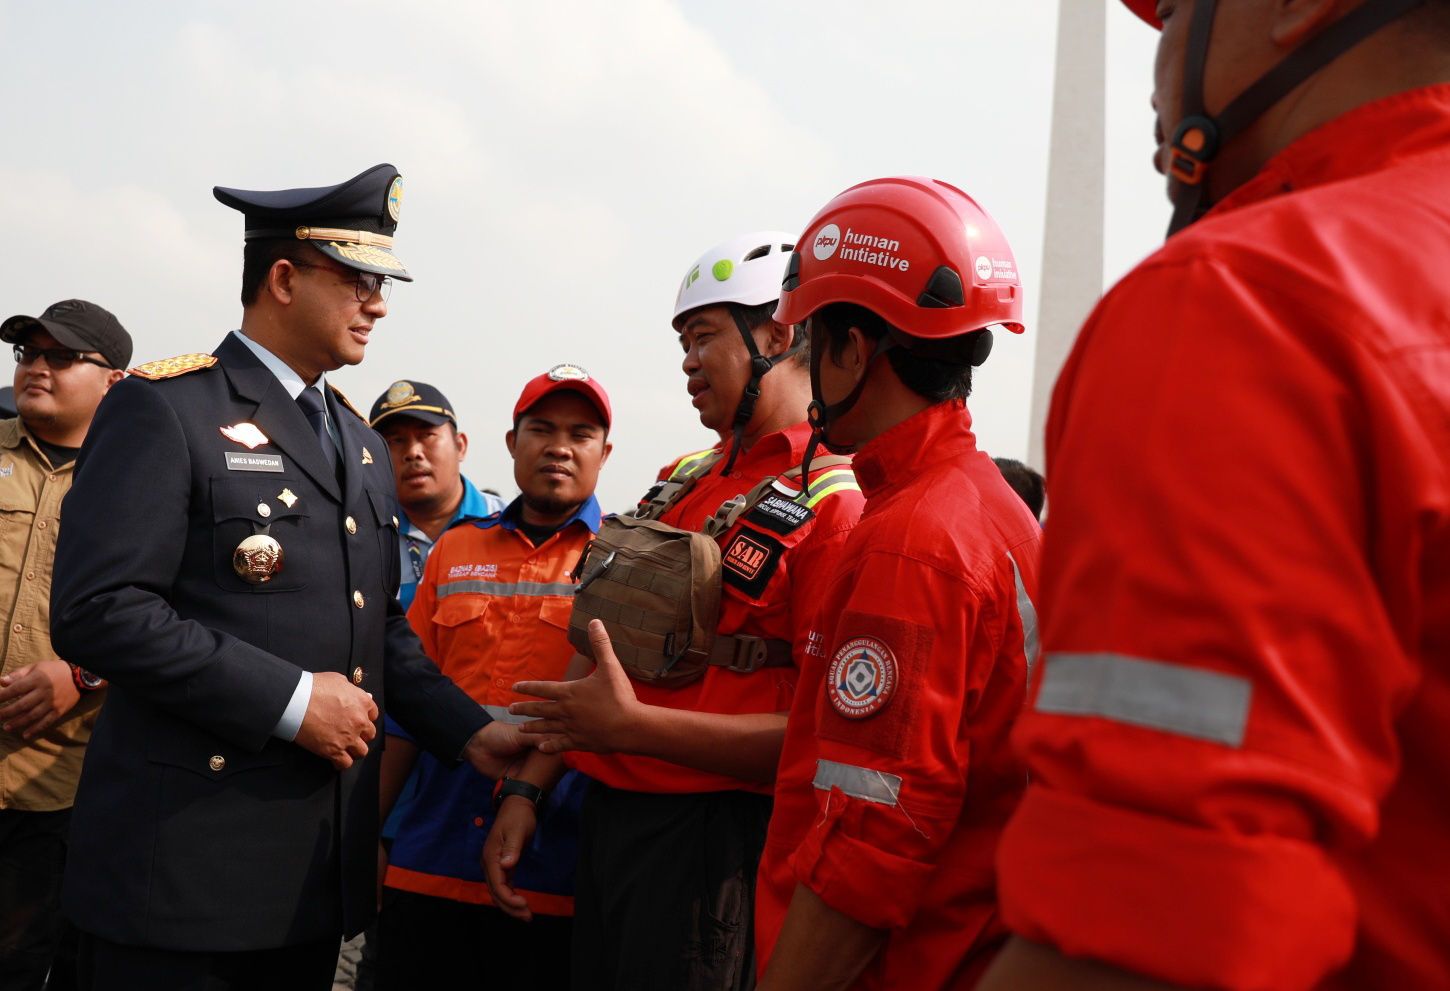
[510,619,642,755]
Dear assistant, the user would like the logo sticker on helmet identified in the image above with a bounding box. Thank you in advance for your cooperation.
[975,256,993,281]
[827,636,898,719]
[813,223,841,260]
[712,259,734,282]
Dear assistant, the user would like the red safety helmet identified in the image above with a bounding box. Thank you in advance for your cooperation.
[776,176,1025,342]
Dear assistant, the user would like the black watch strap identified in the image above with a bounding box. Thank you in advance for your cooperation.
[495,777,546,811]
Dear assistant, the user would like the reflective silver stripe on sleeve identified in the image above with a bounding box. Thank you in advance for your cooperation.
[483,704,537,725]
[1008,553,1040,679]
[437,580,577,599]
[1035,652,1252,747]
[812,759,902,807]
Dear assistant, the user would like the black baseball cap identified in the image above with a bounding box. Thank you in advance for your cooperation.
[369,380,457,429]
[214,164,412,281]
[0,299,133,370]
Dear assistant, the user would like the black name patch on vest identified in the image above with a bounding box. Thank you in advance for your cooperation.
[224,451,285,473]
[722,529,785,599]
[746,493,815,536]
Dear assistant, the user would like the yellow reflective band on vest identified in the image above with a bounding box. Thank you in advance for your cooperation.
[668,448,718,481]
[800,468,859,509]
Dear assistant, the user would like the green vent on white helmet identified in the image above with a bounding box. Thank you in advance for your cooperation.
[671,230,797,329]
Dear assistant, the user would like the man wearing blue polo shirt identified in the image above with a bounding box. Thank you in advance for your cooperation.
[368,380,504,610]
[358,379,504,991]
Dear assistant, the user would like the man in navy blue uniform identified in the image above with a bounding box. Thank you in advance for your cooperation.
[49,165,524,990]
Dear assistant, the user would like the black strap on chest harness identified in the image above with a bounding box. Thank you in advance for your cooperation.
[1167,0,1426,236]
[721,308,805,475]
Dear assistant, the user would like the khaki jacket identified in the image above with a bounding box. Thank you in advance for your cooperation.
[0,417,102,811]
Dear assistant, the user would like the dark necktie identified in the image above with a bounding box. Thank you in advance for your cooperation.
[296,386,338,467]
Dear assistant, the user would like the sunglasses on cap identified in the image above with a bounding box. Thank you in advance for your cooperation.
[12,344,113,370]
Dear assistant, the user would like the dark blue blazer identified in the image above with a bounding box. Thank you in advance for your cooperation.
[50,333,488,951]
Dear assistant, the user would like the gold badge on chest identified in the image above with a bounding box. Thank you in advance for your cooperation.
[233,534,285,584]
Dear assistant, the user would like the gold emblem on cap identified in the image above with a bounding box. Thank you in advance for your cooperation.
[232,534,284,584]
[385,381,415,404]
[387,177,404,223]
[361,447,374,465]
[278,488,297,508]
[333,242,405,272]
[548,363,590,382]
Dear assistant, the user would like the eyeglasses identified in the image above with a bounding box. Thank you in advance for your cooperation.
[294,262,393,302]
[12,344,113,370]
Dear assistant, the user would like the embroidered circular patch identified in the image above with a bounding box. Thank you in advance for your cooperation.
[827,637,897,719]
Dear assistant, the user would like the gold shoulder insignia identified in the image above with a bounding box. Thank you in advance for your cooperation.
[329,385,367,422]
[128,353,219,380]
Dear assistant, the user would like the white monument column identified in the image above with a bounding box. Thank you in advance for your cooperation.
[1029,0,1107,469]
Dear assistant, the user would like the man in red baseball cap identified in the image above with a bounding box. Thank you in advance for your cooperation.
[981,2,1450,989]
[375,365,611,988]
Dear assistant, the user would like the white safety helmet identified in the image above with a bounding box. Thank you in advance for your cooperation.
[671,231,797,329]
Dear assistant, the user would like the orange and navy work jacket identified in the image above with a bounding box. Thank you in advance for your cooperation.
[569,422,865,795]
[754,401,1041,989]
[383,495,600,916]
[997,85,1450,990]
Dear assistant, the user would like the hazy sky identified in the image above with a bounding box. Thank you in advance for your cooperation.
[0,1,1169,510]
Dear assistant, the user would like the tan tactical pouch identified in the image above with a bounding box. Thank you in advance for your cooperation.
[567,514,729,687]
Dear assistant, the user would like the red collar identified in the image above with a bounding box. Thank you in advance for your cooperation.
[1211,83,1450,218]
[709,421,813,478]
[851,400,979,499]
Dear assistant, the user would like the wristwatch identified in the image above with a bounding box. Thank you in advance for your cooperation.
[70,665,105,693]
[494,777,546,812]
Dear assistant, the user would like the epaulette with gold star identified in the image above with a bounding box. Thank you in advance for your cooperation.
[128,353,219,380]
[329,384,367,422]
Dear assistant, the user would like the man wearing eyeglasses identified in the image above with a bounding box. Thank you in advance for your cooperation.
[48,165,524,991]
[0,299,129,991]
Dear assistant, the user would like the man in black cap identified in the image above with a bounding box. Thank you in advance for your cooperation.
[49,165,525,990]
[0,300,129,990]
[369,380,504,612]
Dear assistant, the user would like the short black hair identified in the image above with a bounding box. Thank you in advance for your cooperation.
[731,301,809,368]
[993,457,1045,521]
[240,239,322,307]
[813,303,978,403]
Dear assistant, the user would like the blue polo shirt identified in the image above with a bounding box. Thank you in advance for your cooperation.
[396,476,504,611]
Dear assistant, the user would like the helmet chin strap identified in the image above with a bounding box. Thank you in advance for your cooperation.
[799,332,895,497]
[721,308,805,475]
[1166,0,1425,236]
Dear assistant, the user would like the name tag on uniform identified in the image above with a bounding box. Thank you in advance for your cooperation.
[224,451,284,473]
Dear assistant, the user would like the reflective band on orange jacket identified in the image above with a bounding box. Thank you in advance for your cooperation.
[998,85,1450,991]
[568,422,864,795]
[756,400,1042,989]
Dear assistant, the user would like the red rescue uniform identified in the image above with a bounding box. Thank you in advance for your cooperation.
[997,86,1450,991]
[569,422,865,794]
[756,400,1042,989]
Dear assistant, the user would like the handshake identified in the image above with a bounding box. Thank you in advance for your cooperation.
[292,670,528,777]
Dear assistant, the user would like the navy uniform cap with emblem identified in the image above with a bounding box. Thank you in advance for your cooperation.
[369,380,457,430]
[48,163,494,967]
[213,163,412,281]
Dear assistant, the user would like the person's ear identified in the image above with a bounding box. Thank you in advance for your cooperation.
[600,439,613,466]
[103,368,125,391]
[763,319,795,359]
[268,259,299,305]
[504,429,517,458]
[455,430,468,461]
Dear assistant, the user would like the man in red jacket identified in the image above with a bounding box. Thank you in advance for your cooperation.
[754,176,1042,991]
[982,2,1450,989]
